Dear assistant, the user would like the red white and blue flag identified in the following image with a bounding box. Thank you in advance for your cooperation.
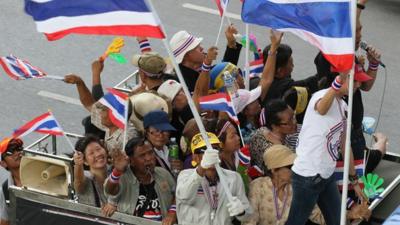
[335,159,365,190]
[199,93,239,124]
[0,55,46,80]
[98,88,129,129]
[215,0,230,16]
[248,59,264,78]
[242,0,354,72]
[24,0,165,41]
[238,146,251,166]
[13,112,64,138]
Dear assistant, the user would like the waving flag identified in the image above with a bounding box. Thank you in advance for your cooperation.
[0,55,46,80]
[24,0,165,41]
[13,112,64,138]
[215,0,229,16]
[248,59,264,78]
[199,93,239,124]
[99,88,129,129]
[242,0,354,71]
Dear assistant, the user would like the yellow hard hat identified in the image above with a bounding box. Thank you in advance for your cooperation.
[190,132,220,154]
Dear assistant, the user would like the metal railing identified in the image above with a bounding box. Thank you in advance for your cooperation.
[113,71,139,93]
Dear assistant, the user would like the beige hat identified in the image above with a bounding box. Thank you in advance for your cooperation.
[170,30,203,64]
[132,52,166,78]
[263,145,296,170]
[157,79,182,102]
[129,92,169,131]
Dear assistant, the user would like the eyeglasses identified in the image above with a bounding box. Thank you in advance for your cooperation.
[2,145,23,158]
[148,129,169,136]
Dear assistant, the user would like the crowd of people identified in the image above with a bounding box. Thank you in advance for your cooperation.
[0,0,391,225]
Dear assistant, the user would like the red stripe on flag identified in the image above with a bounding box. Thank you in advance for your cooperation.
[322,53,354,72]
[214,0,224,16]
[108,109,125,129]
[44,25,165,41]
[13,112,58,137]
[199,93,228,102]
[0,58,21,80]
[106,88,129,100]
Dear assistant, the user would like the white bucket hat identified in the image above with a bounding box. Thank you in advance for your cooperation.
[158,79,182,102]
[170,30,203,64]
[232,86,261,113]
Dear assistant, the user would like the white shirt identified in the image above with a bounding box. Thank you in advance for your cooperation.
[292,89,347,179]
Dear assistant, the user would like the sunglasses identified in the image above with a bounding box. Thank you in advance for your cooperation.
[3,145,23,157]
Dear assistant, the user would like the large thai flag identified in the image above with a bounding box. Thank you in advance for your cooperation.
[24,0,165,41]
[13,112,64,138]
[0,55,46,80]
[199,93,239,124]
[98,88,129,129]
[335,159,364,190]
[215,0,230,16]
[242,0,354,72]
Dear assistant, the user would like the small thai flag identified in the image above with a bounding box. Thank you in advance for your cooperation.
[98,88,129,129]
[215,0,229,16]
[199,93,239,124]
[0,55,46,80]
[238,146,250,166]
[335,159,365,190]
[249,59,264,78]
[13,112,64,138]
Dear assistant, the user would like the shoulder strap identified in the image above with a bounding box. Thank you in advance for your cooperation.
[90,179,101,207]
[3,180,9,204]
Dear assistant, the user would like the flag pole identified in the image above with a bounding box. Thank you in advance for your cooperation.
[146,0,234,202]
[340,0,357,224]
[49,110,76,152]
[244,24,250,90]
[122,99,129,150]
[215,3,231,46]
[44,75,65,81]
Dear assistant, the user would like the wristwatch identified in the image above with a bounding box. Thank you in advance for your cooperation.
[349,174,359,185]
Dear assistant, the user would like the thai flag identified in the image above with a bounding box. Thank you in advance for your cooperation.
[24,0,165,41]
[215,0,230,16]
[98,88,129,129]
[242,0,354,72]
[335,159,365,190]
[199,93,239,124]
[0,55,46,80]
[238,146,251,166]
[13,112,64,138]
[249,59,264,78]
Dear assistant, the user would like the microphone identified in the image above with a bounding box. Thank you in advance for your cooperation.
[360,41,386,68]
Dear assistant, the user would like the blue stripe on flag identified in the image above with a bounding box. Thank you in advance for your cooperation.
[25,0,151,21]
[334,168,364,181]
[103,93,125,115]
[35,120,59,130]
[200,102,236,116]
[242,0,352,38]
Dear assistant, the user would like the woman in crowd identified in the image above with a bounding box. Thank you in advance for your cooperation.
[249,99,297,174]
[245,144,325,225]
[215,118,241,171]
[73,135,116,217]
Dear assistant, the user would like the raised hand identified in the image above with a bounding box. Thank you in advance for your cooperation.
[225,24,238,48]
[205,47,218,65]
[111,150,129,172]
[63,74,83,85]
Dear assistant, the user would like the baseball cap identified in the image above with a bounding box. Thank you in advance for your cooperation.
[143,110,176,131]
[158,79,182,101]
[354,64,372,82]
[132,52,166,78]
[190,132,220,154]
[263,144,296,170]
[233,86,261,113]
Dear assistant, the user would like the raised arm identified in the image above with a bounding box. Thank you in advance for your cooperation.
[192,47,218,110]
[64,74,95,112]
[259,30,283,101]
[222,25,242,65]
[73,151,86,193]
[315,74,347,115]
[91,59,105,101]
[104,151,129,196]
